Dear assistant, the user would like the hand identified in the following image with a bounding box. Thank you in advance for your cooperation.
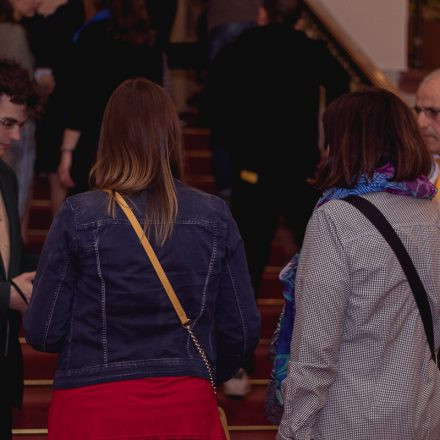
[58,151,75,188]
[35,72,56,97]
[9,271,36,313]
[37,0,67,17]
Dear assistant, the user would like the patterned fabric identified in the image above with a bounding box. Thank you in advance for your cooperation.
[317,163,436,208]
[265,255,298,424]
[276,191,440,439]
[433,157,440,203]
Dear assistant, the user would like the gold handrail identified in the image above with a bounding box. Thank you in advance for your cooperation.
[304,0,400,94]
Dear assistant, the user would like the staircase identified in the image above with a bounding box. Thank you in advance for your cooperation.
[13,127,294,440]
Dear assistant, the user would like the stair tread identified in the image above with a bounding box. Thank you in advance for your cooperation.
[22,344,57,380]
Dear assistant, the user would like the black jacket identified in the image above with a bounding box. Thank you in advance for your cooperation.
[207,24,350,184]
[0,160,37,407]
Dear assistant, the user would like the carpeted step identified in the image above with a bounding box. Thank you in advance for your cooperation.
[12,435,47,440]
[25,232,47,255]
[258,267,283,299]
[218,384,272,426]
[183,127,211,150]
[258,304,282,340]
[28,205,52,231]
[22,342,57,380]
[185,149,212,175]
[12,386,51,429]
[231,431,276,440]
[253,341,272,380]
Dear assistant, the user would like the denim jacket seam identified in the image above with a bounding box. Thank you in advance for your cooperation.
[42,258,70,351]
[93,227,108,366]
[66,294,76,369]
[66,199,78,231]
[226,258,248,355]
[192,232,218,326]
[187,234,218,357]
[57,356,202,374]
[76,218,218,230]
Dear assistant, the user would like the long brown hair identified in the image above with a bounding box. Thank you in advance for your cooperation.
[91,78,184,245]
[313,87,433,190]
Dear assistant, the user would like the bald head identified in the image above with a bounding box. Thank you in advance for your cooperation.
[416,70,440,154]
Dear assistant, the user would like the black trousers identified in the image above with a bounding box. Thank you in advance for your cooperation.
[231,177,319,296]
[0,402,12,440]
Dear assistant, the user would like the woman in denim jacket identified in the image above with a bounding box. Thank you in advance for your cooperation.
[24,78,260,439]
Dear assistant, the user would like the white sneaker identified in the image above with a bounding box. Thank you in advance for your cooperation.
[223,368,251,397]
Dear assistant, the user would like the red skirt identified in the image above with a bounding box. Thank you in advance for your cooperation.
[48,376,227,440]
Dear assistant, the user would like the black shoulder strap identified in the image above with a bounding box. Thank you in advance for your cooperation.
[343,195,437,364]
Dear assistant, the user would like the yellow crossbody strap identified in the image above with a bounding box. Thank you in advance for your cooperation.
[113,191,191,327]
[110,191,230,439]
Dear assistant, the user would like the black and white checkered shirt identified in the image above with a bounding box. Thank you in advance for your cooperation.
[277,192,440,440]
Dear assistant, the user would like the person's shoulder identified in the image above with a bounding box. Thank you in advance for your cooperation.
[75,17,111,46]
[175,179,224,205]
[65,190,109,220]
[365,192,440,225]
[175,180,229,220]
[67,189,107,206]
[313,192,440,241]
[0,21,24,34]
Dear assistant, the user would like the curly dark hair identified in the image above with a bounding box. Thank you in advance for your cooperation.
[0,58,40,115]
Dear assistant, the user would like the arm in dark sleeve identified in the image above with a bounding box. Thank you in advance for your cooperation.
[214,201,260,383]
[24,200,78,353]
[277,209,350,440]
[314,40,351,104]
[20,252,39,273]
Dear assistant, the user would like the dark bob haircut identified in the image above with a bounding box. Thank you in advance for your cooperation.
[313,87,432,190]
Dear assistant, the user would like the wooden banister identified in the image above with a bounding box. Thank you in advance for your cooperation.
[304,0,400,95]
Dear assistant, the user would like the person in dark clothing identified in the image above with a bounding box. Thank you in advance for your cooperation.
[145,0,178,53]
[23,0,85,214]
[57,0,163,195]
[0,57,39,440]
[206,0,349,396]
[208,0,350,295]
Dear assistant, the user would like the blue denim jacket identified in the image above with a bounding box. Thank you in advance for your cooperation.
[24,180,260,389]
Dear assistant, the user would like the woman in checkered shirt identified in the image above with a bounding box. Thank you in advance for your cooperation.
[278,88,440,440]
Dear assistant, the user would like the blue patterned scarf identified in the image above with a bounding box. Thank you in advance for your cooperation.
[272,164,436,402]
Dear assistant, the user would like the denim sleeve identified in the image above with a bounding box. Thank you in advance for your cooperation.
[24,200,78,353]
[214,201,260,384]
